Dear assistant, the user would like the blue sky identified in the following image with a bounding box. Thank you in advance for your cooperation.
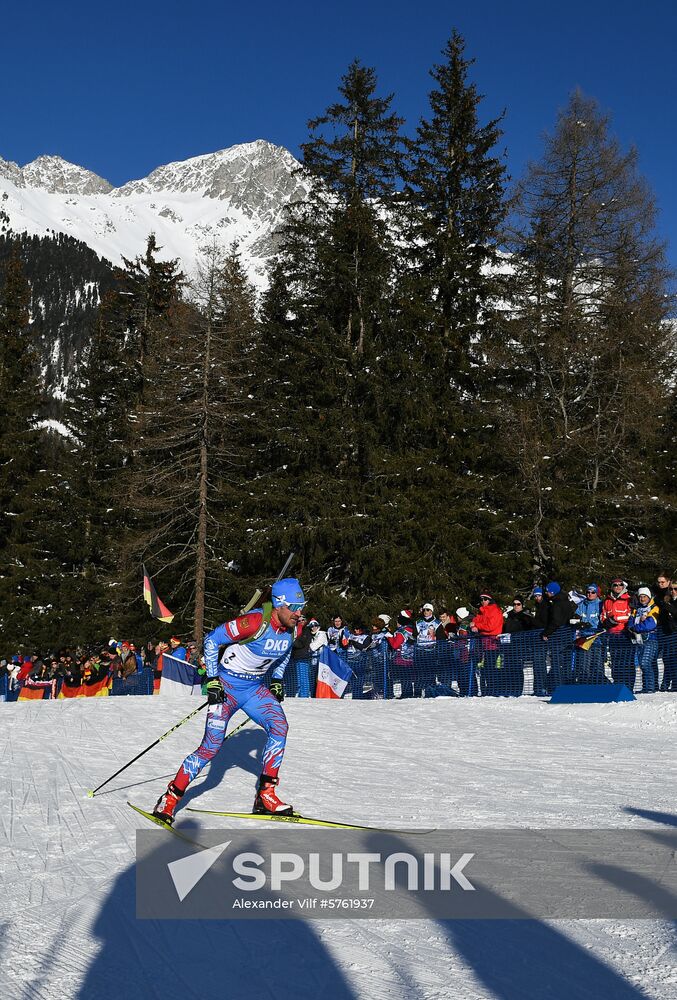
[2,1,676,263]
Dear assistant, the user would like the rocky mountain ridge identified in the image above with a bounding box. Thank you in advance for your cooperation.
[0,140,309,287]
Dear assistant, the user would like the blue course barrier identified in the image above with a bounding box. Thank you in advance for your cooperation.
[550,683,636,704]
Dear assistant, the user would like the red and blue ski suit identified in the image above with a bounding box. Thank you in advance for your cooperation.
[172,610,293,794]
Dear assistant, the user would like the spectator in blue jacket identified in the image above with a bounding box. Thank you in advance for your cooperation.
[169,636,188,663]
[627,587,659,693]
[574,584,605,683]
[576,585,603,634]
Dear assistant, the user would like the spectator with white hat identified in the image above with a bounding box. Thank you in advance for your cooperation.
[415,603,440,649]
[627,587,659,693]
[307,618,328,654]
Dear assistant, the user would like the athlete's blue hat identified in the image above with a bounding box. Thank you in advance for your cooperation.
[271,578,306,610]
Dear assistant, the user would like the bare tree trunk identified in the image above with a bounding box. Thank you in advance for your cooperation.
[194,425,208,643]
[356,293,365,356]
[194,285,214,643]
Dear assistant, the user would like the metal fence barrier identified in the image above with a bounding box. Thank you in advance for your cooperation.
[282,627,677,699]
[2,629,676,702]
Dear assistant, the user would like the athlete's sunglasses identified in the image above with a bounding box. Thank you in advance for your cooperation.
[285,602,306,612]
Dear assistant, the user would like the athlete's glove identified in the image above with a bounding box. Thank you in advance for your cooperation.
[269,680,284,703]
[206,677,225,705]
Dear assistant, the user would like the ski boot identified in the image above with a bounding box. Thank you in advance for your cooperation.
[152,782,184,826]
[253,775,294,816]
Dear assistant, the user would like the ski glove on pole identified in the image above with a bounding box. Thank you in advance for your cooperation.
[206,678,225,705]
[269,680,284,702]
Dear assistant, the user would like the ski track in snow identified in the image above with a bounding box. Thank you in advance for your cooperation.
[0,697,675,1000]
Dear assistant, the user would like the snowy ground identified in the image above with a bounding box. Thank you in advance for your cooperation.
[0,695,675,1000]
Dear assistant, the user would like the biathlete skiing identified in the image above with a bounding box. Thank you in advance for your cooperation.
[151,577,306,826]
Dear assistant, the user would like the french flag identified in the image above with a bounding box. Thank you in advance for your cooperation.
[315,647,353,699]
[160,653,201,698]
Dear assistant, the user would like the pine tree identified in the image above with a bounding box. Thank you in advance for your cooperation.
[404,30,507,384]
[244,62,410,603]
[0,253,35,548]
[300,59,404,358]
[59,288,137,640]
[0,253,71,648]
[493,90,676,582]
[380,31,512,596]
[119,233,184,382]
[122,244,259,638]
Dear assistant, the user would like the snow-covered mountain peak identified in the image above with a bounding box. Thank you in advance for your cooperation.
[0,156,24,187]
[0,139,310,292]
[115,139,304,202]
[20,155,112,195]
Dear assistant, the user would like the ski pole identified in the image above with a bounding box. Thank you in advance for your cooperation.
[86,700,209,798]
[87,714,252,797]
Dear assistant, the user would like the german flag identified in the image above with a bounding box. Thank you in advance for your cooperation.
[58,668,112,698]
[82,675,112,697]
[19,678,56,700]
[77,661,112,696]
[143,564,174,623]
[575,630,605,651]
[19,685,49,701]
[58,683,85,699]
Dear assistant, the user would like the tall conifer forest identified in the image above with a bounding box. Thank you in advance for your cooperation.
[0,33,674,648]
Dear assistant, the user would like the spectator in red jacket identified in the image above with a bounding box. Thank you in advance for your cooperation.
[602,578,635,691]
[470,593,504,696]
[17,656,37,683]
[470,594,504,637]
[601,579,633,633]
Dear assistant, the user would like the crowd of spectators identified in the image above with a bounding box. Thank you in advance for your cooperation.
[2,572,676,701]
[289,571,677,698]
[0,637,206,700]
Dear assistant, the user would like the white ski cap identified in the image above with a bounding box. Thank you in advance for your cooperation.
[422,602,434,611]
[378,614,391,626]
[637,587,652,599]
[456,607,470,620]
